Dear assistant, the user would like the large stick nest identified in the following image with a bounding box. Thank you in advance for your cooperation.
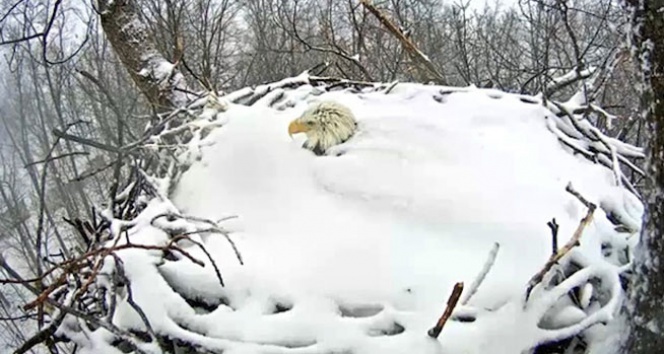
[8,72,643,354]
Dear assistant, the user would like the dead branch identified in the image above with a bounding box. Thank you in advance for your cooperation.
[24,151,89,167]
[359,0,445,84]
[53,129,126,154]
[153,213,243,266]
[12,312,66,354]
[548,218,559,255]
[428,282,464,339]
[73,158,118,182]
[22,273,68,311]
[525,184,596,301]
[43,297,152,354]
[565,183,595,209]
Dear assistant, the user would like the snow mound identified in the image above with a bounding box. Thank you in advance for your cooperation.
[64,76,643,354]
[170,80,640,352]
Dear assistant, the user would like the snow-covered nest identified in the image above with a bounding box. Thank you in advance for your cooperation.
[53,73,644,354]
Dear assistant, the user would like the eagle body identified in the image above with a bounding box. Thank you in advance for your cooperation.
[288,101,357,155]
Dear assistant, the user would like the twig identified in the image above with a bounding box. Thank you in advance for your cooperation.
[106,261,119,322]
[0,314,36,321]
[114,256,157,342]
[384,80,400,94]
[525,184,596,301]
[153,213,243,265]
[285,3,374,81]
[0,256,42,295]
[308,76,377,87]
[76,69,124,121]
[12,312,66,354]
[546,100,643,190]
[73,158,118,182]
[52,129,125,154]
[565,183,595,209]
[216,215,239,223]
[21,242,205,311]
[461,243,500,306]
[42,297,152,354]
[23,273,68,311]
[548,218,559,255]
[359,0,445,84]
[428,282,464,339]
[24,151,89,167]
[170,235,227,287]
[307,62,331,76]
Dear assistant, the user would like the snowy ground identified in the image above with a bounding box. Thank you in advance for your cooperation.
[97,82,641,354]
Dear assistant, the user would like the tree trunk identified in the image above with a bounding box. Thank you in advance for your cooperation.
[623,0,664,352]
[97,0,188,111]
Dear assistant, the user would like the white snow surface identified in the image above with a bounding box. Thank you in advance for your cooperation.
[107,84,641,354]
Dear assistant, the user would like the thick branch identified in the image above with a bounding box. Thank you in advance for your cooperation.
[96,0,187,111]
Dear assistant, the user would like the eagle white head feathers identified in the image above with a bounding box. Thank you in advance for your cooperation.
[288,101,357,155]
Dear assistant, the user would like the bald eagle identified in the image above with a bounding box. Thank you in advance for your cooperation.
[288,101,357,155]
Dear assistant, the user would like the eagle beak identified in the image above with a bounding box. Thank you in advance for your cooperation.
[288,121,309,137]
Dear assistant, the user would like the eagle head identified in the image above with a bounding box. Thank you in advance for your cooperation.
[288,101,357,156]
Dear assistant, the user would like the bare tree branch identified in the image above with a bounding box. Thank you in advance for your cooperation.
[359,0,445,84]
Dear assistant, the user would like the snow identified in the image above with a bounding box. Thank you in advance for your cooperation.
[164,85,638,352]
[547,67,596,93]
[73,81,641,353]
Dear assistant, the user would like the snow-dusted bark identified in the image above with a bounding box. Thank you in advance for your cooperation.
[97,0,188,111]
[622,0,664,352]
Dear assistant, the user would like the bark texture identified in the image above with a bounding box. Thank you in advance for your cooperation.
[624,0,664,352]
[97,0,187,111]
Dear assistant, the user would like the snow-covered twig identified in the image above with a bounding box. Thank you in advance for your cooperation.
[565,183,595,209]
[12,312,66,354]
[530,256,623,346]
[113,255,158,342]
[169,234,228,287]
[461,242,500,306]
[48,297,154,354]
[14,289,81,354]
[545,66,596,97]
[544,112,641,196]
[152,213,243,266]
[525,184,596,302]
[609,144,623,186]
